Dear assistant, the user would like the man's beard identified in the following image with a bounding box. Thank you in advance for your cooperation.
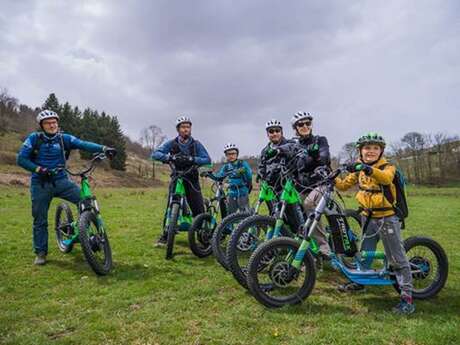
[179,132,191,141]
[41,126,59,136]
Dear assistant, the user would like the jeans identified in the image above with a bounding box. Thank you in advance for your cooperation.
[31,178,80,254]
[227,194,250,214]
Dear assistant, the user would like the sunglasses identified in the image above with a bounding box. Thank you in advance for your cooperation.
[268,128,281,134]
[42,120,58,125]
[296,121,311,128]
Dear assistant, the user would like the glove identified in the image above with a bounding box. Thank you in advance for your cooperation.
[237,167,246,175]
[278,145,291,156]
[172,154,194,166]
[308,143,320,158]
[36,166,60,179]
[345,163,358,173]
[104,147,117,159]
[358,163,373,175]
[36,166,51,177]
[347,162,373,175]
[266,148,278,159]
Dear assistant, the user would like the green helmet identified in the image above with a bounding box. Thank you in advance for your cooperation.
[356,132,386,149]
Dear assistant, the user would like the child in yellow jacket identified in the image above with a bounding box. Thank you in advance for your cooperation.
[335,132,414,315]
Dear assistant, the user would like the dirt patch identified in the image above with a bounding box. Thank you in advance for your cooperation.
[0,172,29,186]
[0,171,166,188]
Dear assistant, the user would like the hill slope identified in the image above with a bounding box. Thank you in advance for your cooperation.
[0,132,170,187]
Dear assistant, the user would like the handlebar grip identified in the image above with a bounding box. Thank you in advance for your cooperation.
[329,169,341,180]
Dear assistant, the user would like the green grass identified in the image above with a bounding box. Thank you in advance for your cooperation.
[0,185,459,345]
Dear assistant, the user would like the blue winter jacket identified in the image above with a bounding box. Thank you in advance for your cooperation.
[152,136,211,166]
[214,160,253,197]
[17,132,104,183]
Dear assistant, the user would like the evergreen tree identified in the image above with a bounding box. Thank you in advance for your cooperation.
[60,102,79,135]
[42,93,60,112]
[108,116,126,170]
[40,94,127,171]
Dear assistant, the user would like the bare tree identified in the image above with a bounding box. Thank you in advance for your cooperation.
[339,142,359,164]
[139,125,167,179]
[433,132,449,180]
[423,133,434,181]
[0,88,19,133]
[401,132,425,184]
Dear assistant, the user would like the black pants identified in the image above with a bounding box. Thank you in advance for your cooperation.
[168,175,205,216]
[284,203,304,234]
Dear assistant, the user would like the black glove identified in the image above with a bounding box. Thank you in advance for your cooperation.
[347,162,372,175]
[276,145,292,158]
[36,166,52,178]
[358,163,373,175]
[345,163,358,173]
[104,147,117,159]
[184,156,194,164]
[172,154,194,166]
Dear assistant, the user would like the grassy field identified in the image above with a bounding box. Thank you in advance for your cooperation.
[0,184,459,345]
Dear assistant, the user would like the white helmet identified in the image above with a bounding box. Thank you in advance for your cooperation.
[290,111,313,128]
[176,115,192,128]
[223,142,239,153]
[265,119,282,131]
[37,110,59,124]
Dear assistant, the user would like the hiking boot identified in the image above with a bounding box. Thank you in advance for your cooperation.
[393,296,415,315]
[154,234,167,247]
[34,252,47,265]
[338,282,365,292]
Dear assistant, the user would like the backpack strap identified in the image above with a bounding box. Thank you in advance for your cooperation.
[378,163,395,204]
[30,132,71,163]
[190,138,198,157]
[170,137,197,157]
[59,133,71,161]
[30,132,45,162]
[359,187,381,193]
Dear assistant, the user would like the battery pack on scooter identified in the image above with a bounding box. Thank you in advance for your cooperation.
[326,215,357,256]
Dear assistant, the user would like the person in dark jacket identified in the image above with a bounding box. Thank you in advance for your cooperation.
[152,115,211,245]
[257,119,305,233]
[291,111,331,257]
[257,119,290,192]
[17,110,116,265]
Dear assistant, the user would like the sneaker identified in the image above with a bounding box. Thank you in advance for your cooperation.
[154,234,167,247]
[393,296,415,315]
[34,253,47,265]
[338,282,365,292]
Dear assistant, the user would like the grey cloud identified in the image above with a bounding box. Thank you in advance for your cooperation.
[0,0,459,160]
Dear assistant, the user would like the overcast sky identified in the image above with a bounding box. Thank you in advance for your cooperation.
[1,0,459,159]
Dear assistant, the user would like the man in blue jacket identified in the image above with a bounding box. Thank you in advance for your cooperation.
[152,116,211,245]
[212,143,252,214]
[17,110,116,265]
